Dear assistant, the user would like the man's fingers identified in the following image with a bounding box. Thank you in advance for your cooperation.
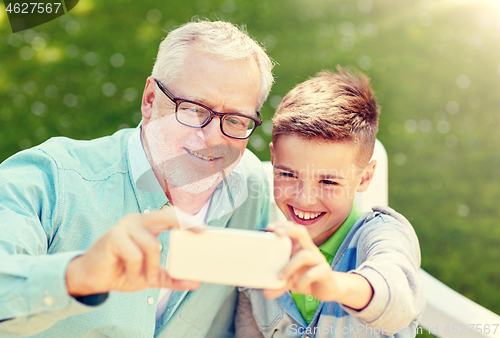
[171,207,207,232]
[128,226,161,283]
[139,209,181,235]
[169,278,202,290]
[157,269,201,290]
[140,208,206,235]
[113,233,144,281]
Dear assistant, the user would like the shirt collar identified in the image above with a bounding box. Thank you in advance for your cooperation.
[128,125,164,193]
[319,203,363,260]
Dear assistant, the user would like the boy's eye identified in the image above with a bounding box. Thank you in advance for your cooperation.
[321,180,338,186]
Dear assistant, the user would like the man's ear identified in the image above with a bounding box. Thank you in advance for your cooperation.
[269,142,274,165]
[356,160,377,193]
[141,77,156,122]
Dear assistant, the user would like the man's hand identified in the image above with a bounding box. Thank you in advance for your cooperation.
[262,222,373,310]
[65,207,202,296]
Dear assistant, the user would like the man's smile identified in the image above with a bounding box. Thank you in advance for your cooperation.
[184,147,222,161]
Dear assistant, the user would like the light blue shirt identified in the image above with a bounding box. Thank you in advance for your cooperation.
[0,126,270,337]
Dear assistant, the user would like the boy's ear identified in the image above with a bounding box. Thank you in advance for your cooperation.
[269,142,274,165]
[356,160,377,193]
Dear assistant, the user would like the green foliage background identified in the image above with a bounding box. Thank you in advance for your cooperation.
[1,0,499,328]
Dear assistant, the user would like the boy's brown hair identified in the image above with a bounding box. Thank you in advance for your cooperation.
[272,66,380,167]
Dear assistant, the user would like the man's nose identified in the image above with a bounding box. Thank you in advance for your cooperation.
[196,116,225,144]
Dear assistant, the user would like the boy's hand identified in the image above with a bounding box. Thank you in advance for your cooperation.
[263,222,373,310]
[263,222,339,301]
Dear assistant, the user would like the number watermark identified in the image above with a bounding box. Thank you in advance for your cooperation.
[426,323,499,335]
[4,0,79,32]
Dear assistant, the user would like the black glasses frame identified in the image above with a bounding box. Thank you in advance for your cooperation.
[154,79,262,140]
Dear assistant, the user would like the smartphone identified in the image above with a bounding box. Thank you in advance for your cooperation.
[168,227,292,289]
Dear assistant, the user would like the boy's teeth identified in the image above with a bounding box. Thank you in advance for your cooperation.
[292,207,321,220]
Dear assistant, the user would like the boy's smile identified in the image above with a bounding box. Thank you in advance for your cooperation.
[270,135,375,246]
[288,205,326,224]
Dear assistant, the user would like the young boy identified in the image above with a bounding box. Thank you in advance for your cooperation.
[235,67,425,337]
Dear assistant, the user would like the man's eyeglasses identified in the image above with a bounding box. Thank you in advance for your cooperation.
[154,79,262,140]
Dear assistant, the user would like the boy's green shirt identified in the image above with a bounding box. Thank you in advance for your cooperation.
[291,204,364,325]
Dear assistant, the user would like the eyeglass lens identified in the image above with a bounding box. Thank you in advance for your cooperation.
[177,101,255,138]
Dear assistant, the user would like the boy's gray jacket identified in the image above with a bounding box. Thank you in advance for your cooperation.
[237,206,426,338]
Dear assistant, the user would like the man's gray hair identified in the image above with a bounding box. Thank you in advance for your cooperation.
[151,20,274,109]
